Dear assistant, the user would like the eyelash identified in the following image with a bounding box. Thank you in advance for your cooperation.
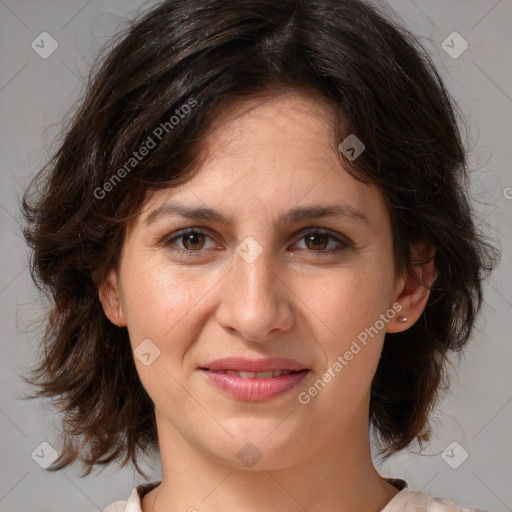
[163,228,351,258]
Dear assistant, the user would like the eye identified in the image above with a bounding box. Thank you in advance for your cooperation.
[292,228,351,255]
[164,228,218,256]
[163,227,351,258]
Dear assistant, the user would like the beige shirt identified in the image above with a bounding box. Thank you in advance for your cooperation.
[102,479,490,512]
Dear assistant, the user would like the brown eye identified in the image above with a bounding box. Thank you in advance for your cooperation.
[164,228,216,256]
[295,229,351,255]
[304,233,330,251]
[181,232,206,250]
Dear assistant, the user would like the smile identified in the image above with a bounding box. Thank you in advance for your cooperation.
[200,368,310,401]
[209,369,298,378]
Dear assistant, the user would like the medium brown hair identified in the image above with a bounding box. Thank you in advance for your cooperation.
[21,0,497,478]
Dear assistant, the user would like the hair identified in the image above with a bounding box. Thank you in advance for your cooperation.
[20,0,497,478]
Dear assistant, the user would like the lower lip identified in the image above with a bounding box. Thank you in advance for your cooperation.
[201,369,309,401]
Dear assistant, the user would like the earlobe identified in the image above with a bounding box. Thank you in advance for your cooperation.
[98,269,127,327]
[387,241,436,333]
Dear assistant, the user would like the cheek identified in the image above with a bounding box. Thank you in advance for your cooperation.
[119,257,218,401]
[120,254,224,347]
[303,259,395,352]
[297,265,395,414]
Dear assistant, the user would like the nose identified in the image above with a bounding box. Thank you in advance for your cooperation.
[215,239,295,343]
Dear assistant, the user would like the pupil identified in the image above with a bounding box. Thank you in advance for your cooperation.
[185,233,202,249]
[308,234,326,250]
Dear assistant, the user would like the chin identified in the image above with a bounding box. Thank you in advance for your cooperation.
[203,419,309,469]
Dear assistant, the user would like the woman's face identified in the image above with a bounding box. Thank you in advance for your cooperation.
[103,91,408,468]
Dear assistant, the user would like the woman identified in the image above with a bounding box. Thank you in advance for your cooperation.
[21,0,497,511]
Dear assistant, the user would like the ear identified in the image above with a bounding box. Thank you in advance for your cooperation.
[387,240,436,333]
[98,268,127,327]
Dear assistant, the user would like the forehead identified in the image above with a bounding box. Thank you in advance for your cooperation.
[133,91,388,232]
[199,90,337,164]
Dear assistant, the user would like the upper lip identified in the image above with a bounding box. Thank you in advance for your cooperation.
[201,357,309,372]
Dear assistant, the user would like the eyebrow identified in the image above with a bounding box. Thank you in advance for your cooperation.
[143,201,370,227]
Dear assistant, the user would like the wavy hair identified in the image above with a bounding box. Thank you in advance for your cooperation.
[21,0,497,477]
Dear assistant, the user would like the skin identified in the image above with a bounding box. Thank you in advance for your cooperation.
[100,90,434,512]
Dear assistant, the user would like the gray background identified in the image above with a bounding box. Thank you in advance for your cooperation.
[0,1,511,511]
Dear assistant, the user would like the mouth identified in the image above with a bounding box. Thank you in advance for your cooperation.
[200,356,310,373]
[204,369,303,379]
[198,357,310,401]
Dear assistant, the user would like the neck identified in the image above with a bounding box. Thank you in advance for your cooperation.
[142,408,399,512]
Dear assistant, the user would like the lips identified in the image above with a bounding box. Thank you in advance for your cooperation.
[199,357,310,401]
[201,357,309,373]
[210,369,296,379]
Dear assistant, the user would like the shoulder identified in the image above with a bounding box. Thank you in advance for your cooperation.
[102,481,161,512]
[383,487,491,512]
[103,500,128,512]
[102,486,140,512]
[427,495,490,512]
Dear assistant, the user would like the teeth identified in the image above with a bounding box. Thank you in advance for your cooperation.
[215,369,296,378]
[256,371,273,379]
